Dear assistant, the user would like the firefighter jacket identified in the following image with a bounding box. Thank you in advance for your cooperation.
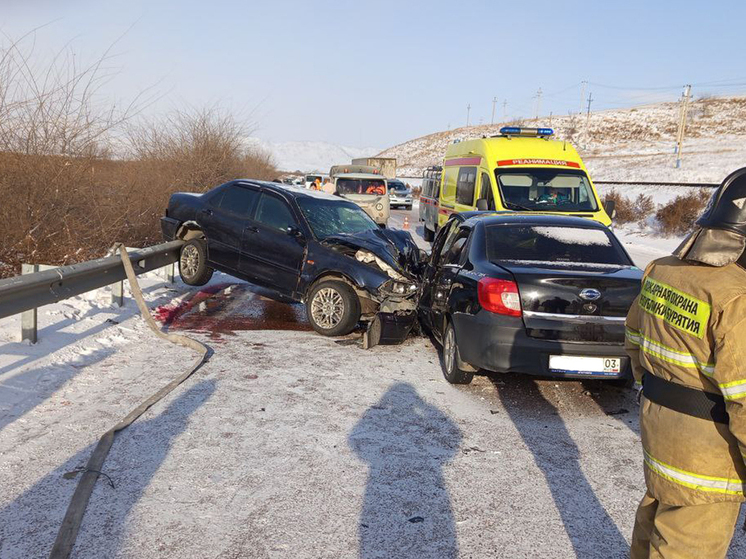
[625,255,746,505]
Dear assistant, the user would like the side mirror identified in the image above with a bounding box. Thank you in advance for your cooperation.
[603,199,617,219]
[476,198,488,211]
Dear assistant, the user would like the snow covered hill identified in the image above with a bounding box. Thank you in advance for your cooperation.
[377,96,746,183]
[245,138,380,173]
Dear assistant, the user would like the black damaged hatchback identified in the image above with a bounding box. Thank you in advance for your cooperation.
[161,180,424,345]
[418,212,643,384]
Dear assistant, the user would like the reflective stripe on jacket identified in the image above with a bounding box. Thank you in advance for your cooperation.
[625,255,746,505]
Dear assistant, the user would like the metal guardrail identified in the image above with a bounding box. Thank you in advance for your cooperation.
[594,180,719,188]
[0,241,184,331]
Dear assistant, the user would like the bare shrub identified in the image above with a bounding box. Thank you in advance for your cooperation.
[602,189,656,226]
[656,189,712,236]
[633,193,655,221]
[0,35,276,277]
[603,189,636,224]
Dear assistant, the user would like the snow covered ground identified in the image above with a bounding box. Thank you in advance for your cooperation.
[1,213,744,558]
[377,96,746,183]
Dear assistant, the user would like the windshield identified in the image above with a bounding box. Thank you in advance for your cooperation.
[305,175,321,182]
[297,197,379,239]
[485,224,630,266]
[336,178,386,196]
[388,182,408,192]
[494,169,599,212]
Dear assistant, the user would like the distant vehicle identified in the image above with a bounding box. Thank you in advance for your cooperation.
[304,174,328,189]
[419,166,442,241]
[419,211,642,385]
[387,179,413,210]
[437,127,614,231]
[161,180,422,342]
[330,164,390,226]
[351,157,396,179]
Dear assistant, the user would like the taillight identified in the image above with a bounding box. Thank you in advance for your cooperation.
[477,278,522,317]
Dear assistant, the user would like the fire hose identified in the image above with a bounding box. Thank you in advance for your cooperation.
[49,244,210,559]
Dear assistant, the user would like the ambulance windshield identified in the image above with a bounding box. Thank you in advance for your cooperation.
[494,169,599,213]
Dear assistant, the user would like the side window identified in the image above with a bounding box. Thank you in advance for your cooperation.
[443,167,458,203]
[254,193,298,232]
[480,172,496,210]
[435,172,442,198]
[217,185,259,216]
[432,220,458,263]
[443,230,470,266]
[456,167,477,206]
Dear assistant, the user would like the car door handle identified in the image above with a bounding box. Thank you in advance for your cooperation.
[200,208,213,217]
[244,225,258,234]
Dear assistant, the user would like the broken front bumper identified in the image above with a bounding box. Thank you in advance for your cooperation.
[363,311,417,348]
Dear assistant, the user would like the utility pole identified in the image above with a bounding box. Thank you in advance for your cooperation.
[585,92,594,144]
[502,100,507,120]
[579,80,587,115]
[491,96,497,125]
[466,103,471,127]
[535,88,543,121]
[675,84,692,168]
[549,111,553,126]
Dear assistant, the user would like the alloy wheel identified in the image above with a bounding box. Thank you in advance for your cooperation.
[180,244,200,278]
[444,326,456,373]
[310,288,345,329]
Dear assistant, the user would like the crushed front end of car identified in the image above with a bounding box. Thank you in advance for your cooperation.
[319,228,426,347]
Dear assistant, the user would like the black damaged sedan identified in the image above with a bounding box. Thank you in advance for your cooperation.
[419,212,643,384]
[161,180,422,344]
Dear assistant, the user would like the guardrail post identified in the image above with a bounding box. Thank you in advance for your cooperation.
[112,279,124,307]
[21,264,39,343]
[164,262,175,283]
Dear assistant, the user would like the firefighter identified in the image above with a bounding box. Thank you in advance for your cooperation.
[627,167,746,558]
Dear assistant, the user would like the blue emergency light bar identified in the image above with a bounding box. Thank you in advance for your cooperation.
[499,127,554,137]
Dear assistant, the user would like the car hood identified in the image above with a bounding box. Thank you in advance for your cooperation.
[322,228,422,281]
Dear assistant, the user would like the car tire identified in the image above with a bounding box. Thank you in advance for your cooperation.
[306,280,361,337]
[442,321,474,384]
[179,239,214,286]
[423,227,434,242]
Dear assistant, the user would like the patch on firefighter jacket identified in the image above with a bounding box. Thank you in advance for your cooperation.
[639,277,711,339]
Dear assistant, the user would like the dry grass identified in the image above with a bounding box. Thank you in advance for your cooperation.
[0,35,276,277]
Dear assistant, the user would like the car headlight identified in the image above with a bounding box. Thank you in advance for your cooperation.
[383,280,418,295]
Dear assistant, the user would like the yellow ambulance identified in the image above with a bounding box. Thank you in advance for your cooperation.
[434,127,611,233]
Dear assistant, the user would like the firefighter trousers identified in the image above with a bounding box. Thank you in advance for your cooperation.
[630,491,742,558]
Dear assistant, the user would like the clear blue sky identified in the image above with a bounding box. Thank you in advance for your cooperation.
[3,0,745,148]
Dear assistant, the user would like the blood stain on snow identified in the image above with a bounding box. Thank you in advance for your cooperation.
[154,283,311,339]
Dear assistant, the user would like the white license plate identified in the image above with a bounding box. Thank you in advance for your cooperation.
[549,355,621,375]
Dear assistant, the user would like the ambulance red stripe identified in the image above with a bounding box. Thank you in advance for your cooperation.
[497,159,580,168]
[445,157,482,166]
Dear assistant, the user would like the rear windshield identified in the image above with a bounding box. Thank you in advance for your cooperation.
[337,178,386,196]
[485,224,631,266]
[495,169,599,212]
[297,197,379,239]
